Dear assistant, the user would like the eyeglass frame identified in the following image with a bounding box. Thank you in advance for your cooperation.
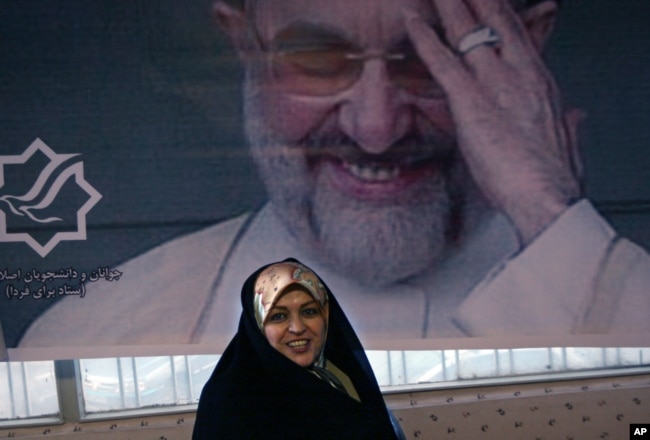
[244,19,445,99]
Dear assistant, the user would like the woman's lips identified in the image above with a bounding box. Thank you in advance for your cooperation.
[287,339,310,353]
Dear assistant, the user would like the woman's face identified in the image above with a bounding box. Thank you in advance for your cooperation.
[263,288,327,367]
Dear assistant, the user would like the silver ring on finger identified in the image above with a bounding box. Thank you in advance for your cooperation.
[457,25,500,55]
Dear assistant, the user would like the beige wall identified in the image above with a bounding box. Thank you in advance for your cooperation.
[1,372,649,439]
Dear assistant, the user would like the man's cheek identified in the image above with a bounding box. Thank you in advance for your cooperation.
[417,101,455,135]
[260,92,337,141]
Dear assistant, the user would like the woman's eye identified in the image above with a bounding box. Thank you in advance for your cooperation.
[268,313,286,322]
[302,308,319,317]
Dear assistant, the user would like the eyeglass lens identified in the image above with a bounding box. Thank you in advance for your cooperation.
[269,44,444,98]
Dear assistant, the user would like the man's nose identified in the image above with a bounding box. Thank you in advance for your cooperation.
[338,59,412,155]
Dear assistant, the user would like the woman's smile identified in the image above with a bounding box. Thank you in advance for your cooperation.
[263,288,327,367]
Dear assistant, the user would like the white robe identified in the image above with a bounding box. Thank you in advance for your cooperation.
[17,200,650,358]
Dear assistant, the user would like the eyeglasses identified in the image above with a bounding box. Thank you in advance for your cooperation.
[254,34,444,98]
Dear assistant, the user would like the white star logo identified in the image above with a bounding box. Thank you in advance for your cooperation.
[0,138,102,257]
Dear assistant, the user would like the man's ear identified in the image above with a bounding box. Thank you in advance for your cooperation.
[213,1,257,60]
[520,0,559,52]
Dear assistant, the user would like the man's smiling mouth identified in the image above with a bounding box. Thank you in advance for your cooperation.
[342,161,400,182]
[326,150,453,184]
[301,130,457,198]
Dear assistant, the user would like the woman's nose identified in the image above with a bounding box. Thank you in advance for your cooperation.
[288,316,306,334]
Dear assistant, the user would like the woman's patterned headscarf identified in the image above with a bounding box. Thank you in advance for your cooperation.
[253,261,328,329]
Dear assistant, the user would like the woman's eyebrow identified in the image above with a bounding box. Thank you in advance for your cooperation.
[269,299,318,313]
[300,300,319,308]
[270,21,354,52]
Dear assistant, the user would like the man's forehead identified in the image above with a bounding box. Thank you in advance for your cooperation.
[252,0,435,44]
[243,0,546,9]
[249,0,543,44]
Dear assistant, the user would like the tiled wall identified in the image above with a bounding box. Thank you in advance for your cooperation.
[2,372,648,439]
[387,372,650,439]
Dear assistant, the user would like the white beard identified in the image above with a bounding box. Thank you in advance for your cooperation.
[243,82,483,287]
[308,166,453,285]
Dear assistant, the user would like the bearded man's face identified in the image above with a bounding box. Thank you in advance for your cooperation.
[240,0,487,285]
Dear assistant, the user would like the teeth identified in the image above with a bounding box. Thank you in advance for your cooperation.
[343,162,400,182]
[288,340,308,347]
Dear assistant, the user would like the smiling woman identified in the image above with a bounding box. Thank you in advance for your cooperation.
[192,259,402,439]
[262,288,327,368]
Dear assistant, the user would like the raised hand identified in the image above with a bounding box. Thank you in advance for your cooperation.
[405,0,582,244]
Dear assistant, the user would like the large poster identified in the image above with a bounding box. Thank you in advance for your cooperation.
[2,0,649,361]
